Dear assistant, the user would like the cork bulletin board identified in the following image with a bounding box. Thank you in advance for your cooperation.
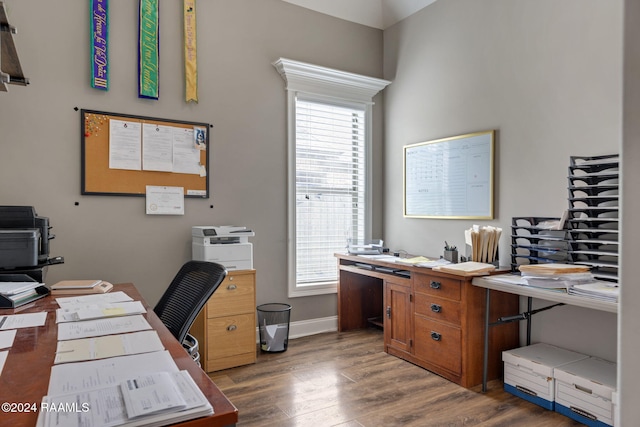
[81,109,210,197]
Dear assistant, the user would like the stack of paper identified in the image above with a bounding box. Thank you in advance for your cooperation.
[0,280,47,307]
[518,264,593,290]
[433,261,496,277]
[518,264,591,275]
[465,225,501,263]
[568,282,619,302]
[39,352,213,427]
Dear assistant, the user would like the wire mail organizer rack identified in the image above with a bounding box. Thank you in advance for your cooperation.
[510,217,569,272]
[566,154,619,283]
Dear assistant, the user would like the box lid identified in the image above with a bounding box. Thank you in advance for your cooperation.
[503,343,589,377]
[554,357,617,399]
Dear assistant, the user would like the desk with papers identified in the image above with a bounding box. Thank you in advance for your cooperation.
[472,274,618,392]
[0,283,238,427]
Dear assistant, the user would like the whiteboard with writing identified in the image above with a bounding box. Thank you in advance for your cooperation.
[404,131,494,219]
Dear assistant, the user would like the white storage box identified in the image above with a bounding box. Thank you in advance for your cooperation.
[554,357,616,427]
[502,343,588,410]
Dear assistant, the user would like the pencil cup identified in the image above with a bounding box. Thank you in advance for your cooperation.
[444,250,458,264]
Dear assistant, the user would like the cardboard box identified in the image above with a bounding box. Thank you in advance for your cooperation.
[554,357,616,427]
[502,343,589,410]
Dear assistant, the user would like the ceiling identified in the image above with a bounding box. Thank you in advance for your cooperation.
[282,0,437,30]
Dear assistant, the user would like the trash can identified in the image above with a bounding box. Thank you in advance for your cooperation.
[257,303,291,352]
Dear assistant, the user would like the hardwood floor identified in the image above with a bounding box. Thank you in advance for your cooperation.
[210,328,584,427]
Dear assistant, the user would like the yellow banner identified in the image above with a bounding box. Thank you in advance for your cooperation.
[184,0,197,102]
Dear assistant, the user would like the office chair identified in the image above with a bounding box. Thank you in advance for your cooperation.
[154,260,227,363]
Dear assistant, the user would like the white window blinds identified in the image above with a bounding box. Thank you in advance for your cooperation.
[295,96,366,285]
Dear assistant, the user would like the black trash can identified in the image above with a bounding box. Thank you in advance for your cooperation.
[257,303,291,352]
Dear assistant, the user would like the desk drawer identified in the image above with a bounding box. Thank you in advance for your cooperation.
[207,271,255,317]
[414,274,461,301]
[206,313,256,359]
[414,293,461,326]
[414,315,462,375]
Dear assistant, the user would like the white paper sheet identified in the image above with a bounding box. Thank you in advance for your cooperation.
[145,185,185,215]
[57,315,152,341]
[0,351,7,376]
[0,312,47,330]
[47,351,179,395]
[56,301,146,323]
[109,119,142,170]
[0,329,17,349]
[172,127,201,174]
[142,123,174,172]
[121,371,187,418]
[54,330,165,364]
[55,291,133,309]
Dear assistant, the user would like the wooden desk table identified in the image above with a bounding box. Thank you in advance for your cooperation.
[0,283,238,427]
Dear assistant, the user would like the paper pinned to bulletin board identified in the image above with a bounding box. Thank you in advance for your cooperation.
[81,109,210,198]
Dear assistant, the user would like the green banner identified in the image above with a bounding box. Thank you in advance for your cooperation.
[138,0,159,99]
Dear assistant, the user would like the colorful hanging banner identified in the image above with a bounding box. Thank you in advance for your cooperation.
[91,0,109,90]
[138,0,159,99]
[184,0,198,103]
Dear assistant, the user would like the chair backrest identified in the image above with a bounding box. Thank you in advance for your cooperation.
[154,260,227,344]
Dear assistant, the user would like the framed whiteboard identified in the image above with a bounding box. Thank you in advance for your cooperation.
[403,130,495,219]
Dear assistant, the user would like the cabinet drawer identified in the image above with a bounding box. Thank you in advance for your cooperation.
[207,272,255,317]
[414,274,461,301]
[414,316,462,375]
[206,313,256,359]
[414,293,461,326]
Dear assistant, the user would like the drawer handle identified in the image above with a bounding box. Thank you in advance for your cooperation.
[430,281,441,290]
[430,331,441,341]
[227,284,237,290]
[229,276,234,281]
[227,324,237,332]
[430,303,442,313]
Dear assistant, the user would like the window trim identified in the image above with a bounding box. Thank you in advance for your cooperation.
[273,58,390,298]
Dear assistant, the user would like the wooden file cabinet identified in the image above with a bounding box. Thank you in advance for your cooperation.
[190,269,257,372]
[386,270,519,388]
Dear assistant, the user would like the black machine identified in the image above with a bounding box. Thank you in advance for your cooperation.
[0,206,64,282]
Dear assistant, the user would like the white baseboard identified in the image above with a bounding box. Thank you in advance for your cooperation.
[256,315,337,342]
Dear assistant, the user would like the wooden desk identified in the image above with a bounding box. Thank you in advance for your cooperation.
[0,283,238,427]
[336,253,519,388]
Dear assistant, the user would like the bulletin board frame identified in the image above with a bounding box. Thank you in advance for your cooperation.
[403,130,495,219]
[81,109,210,198]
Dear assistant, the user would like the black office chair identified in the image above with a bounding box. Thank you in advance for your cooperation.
[154,260,227,363]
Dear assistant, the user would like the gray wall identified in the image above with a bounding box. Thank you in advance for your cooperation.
[383,0,621,360]
[621,0,640,424]
[0,0,384,322]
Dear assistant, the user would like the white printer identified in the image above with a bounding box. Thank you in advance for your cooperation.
[192,226,254,271]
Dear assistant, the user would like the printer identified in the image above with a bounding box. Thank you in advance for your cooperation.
[0,206,64,281]
[192,226,254,271]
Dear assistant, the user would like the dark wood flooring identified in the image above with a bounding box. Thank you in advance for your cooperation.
[210,328,584,427]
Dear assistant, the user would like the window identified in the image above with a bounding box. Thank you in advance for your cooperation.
[273,58,390,297]
[295,97,366,286]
